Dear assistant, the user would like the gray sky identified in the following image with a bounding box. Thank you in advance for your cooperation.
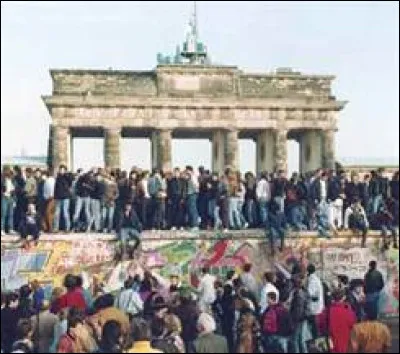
[1,1,399,172]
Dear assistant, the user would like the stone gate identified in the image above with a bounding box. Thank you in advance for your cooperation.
[42,65,346,174]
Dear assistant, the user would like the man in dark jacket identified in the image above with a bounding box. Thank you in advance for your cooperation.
[18,203,41,248]
[167,168,184,230]
[364,260,384,320]
[117,203,143,260]
[347,279,366,322]
[72,171,93,232]
[53,165,73,232]
[290,275,311,353]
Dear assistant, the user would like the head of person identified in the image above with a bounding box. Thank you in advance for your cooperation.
[16,318,33,341]
[307,264,316,276]
[164,313,182,335]
[351,172,359,183]
[131,317,152,342]
[337,275,349,288]
[278,169,286,179]
[58,164,67,175]
[100,320,123,353]
[267,292,278,307]
[67,307,84,331]
[27,203,36,215]
[369,260,377,271]
[321,171,328,181]
[93,293,115,312]
[19,284,32,300]
[243,263,252,273]
[63,274,77,291]
[292,274,305,289]
[331,287,345,303]
[30,279,40,291]
[124,203,132,214]
[349,279,365,297]
[201,266,210,275]
[197,312,216,335]
[264,271,275,284]
[173,167,180,178]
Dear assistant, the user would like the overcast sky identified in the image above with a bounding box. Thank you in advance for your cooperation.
[1,1,399,172]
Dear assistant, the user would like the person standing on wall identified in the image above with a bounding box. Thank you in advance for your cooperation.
[364,260,385,321]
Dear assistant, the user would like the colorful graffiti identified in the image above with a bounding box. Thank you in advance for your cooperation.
[1,232,398,317]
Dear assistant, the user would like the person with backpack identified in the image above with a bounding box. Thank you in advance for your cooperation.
[290,275,312,353]
[262,292,292,353]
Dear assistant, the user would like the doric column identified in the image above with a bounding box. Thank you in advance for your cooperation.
[225,129,239,171]
[151,129,172,171]
[299,129,323,174]
[322,129,336,170]
[104,128,121,169]
[256,129,275,175]
[212,130,225,175]
[274,129,288,172]
[52,126,70,169]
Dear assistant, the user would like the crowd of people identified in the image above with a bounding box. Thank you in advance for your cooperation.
[0,259,393,353]
[1,164,399,248]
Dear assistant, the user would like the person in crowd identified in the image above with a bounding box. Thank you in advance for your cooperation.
[17,285,34,320]
[243,172,257,228]
[72,170,93,232]
[364,260,385,320]
[259,272,279,315]
[96,320,124,353]
[75,274,94,313]
[89,293,130,337]
[193,312,229,353]
[347,279,366,322]
[267,200,289,253]
[116,203,143,260]
[239,263,258,301]
[315,197,333,238]
[31,299,58,353]
[262,291,292,353]
[18,203,41,248]
[185,166,200,231]
[57,307,96,353]
[344,198,369,247]
[42,169,56,233]
[53,165,73,233]
[236,311,262,353]
[327,169,344,230]
[30,280,45,314]
[114,277,143,320]
[328,287,357,353]
[151,317,180,353]
[370,199,398,250]
[51,274,87,314]
[11,318,35,353]
[1,292,21,352]
[163,313,185,353]
[348,319,391,353]
[127,317,163,353]
[197,266,217,313]
[24,168,37,207]
[306,264,325,339]
[1,167,16,235]
[286,173,308,231]
[273,169,288,213]
[88,173,105,232]
[49,307,68,353]
[290,275,312,354]
[101,173,119,233]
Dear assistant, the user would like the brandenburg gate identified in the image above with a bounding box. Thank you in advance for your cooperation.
[42,6,346,174]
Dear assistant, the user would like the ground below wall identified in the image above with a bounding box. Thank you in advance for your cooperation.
[1,229,399,317]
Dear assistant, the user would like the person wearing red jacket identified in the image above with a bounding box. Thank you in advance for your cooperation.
[328,288,357,353]
[51,274,87,314]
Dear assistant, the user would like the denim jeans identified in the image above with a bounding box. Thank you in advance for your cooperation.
[119,227,141,255]
[1,196,15,232]
[102,205,115,231]
[208,198,221,229]
[228,197,242,229]
[186,194,199,228]
[89,198,102,231]
[53,199,71,232]
[372,195,384,214]
[365,291,381,320]
[288,205,308,231]
[291,320,312,353]
[237,200,247,226]
[73,196,91,228]
[258,199,269,227]
[274,196,285,213]
[244,199,257,226]
[264,335,289,353]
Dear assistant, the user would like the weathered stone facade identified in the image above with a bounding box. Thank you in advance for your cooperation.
[43,65,346,174]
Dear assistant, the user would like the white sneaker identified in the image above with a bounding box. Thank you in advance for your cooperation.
[1,230,5,236]
[223,228,229,233]
[171,227,177,231]
[244,223,249,229]
[180,227,184,231]
[9,230,17,235]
